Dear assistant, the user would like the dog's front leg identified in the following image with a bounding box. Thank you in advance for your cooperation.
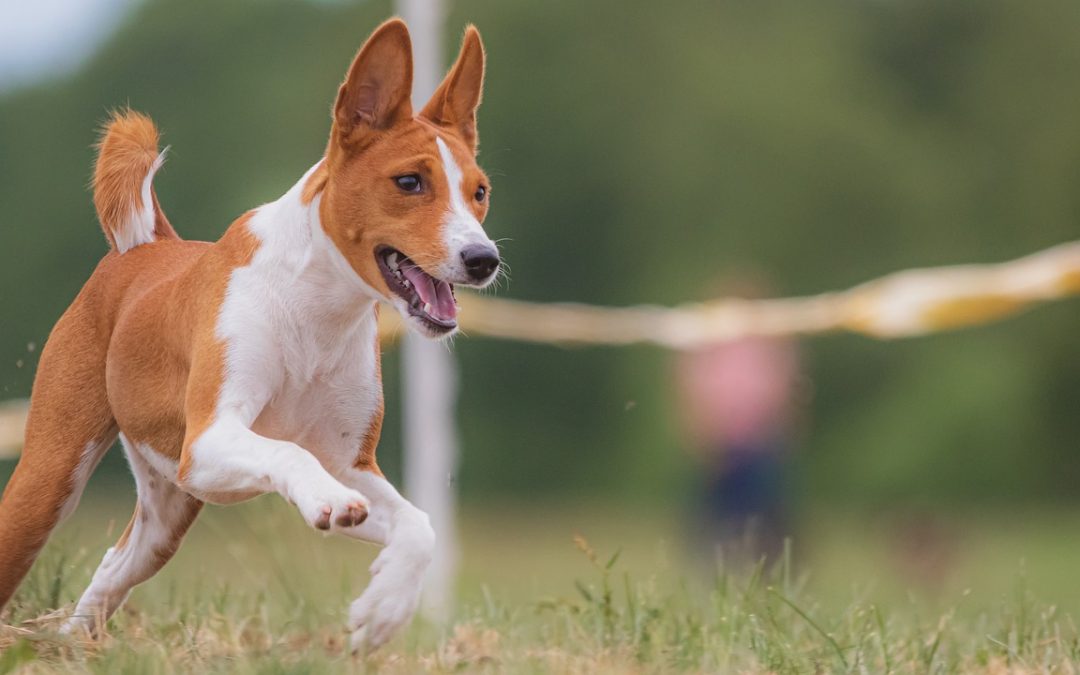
[180,415,370,531]
[179,343,371,531]
[333,469,436,652]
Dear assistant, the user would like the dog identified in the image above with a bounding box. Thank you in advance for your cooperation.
[0,18,499,651]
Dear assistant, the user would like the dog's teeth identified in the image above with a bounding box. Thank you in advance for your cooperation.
[423,302,432,314]
[388,253,399,270]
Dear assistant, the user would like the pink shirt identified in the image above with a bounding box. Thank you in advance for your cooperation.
[678,337,798,450]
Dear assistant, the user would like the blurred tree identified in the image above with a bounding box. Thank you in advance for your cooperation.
[1,0,1078,508]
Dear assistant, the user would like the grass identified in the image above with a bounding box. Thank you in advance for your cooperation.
[4,494,1080,673]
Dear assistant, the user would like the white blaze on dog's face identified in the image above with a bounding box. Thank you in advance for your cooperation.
[315,19,499,339]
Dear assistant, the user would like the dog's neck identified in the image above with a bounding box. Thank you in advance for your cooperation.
[238,161,380,370]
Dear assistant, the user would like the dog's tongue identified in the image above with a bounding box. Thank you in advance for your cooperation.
[402,264,458,322]
[433,281,457,320]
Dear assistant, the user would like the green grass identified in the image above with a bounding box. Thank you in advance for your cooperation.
[4,496,1080,673]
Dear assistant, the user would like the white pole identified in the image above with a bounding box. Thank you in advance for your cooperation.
[396,0,458,623]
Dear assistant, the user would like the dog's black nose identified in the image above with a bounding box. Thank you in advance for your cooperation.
[461,245,500,282]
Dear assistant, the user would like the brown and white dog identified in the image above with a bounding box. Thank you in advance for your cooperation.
[0,19,498,651]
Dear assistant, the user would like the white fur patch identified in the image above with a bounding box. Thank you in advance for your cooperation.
[183,164,383,511]
[113,148,167,253]
[64,434,199,635]
[137,446,179,485]
[58,436,115,522]
[212,165,382,436]
[434,137,496,280]
[341,468,436,652]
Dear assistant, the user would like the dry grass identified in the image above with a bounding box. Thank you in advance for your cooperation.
[4,498,1080,672]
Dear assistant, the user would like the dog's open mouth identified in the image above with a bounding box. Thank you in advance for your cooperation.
[376,246,458,334]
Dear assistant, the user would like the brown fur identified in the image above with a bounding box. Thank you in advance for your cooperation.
[320,20,490,299]
[0,224,258,610]
[355,316,384,474]
[0,273,119,610]
[93,110,178,248]
[114,505,139,551]
[176,220,259,484]
[419,26,485,152]
[301,161,329,205]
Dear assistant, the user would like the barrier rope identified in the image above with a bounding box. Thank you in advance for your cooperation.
[3,240,1078,458]
[0,401,28,460]
[379,240,1080,346]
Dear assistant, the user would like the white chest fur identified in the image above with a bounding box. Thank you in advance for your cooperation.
[215,165,384,473]
[250,315,381,470]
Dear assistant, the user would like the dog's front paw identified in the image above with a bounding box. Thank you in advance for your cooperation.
[348,576,422,653]
[347,508,435,653]
[296,487,369,531]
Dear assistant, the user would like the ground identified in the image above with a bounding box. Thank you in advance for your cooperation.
[3,489,1080,673]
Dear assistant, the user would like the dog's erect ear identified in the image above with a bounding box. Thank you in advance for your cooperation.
[333,18,414,147]
[419,25,485,151]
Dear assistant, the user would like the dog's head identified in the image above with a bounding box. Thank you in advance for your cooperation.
[316,19,498,339]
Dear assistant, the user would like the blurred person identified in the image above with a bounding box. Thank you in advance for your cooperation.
[676,276,802,565]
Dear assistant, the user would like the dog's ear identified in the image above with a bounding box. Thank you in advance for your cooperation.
[419,25,485,151]
[333,18,414,147]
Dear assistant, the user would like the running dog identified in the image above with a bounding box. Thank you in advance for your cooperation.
[0,18,499,651]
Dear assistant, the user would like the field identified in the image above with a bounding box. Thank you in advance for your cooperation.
[4,479,1080,674]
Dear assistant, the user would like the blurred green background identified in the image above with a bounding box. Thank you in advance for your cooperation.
[1,0,1080,609]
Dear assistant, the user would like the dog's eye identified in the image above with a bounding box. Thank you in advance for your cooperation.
[394,174,422,193]
[474,185,487,202]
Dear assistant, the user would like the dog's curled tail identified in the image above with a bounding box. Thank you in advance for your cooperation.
[93,109,179,253]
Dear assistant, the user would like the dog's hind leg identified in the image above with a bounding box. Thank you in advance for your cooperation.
[63,436,202,636]
[0,302,118,616]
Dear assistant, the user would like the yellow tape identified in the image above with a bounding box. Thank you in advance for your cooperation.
[382,240,1080,346]
[0,400,29,460]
